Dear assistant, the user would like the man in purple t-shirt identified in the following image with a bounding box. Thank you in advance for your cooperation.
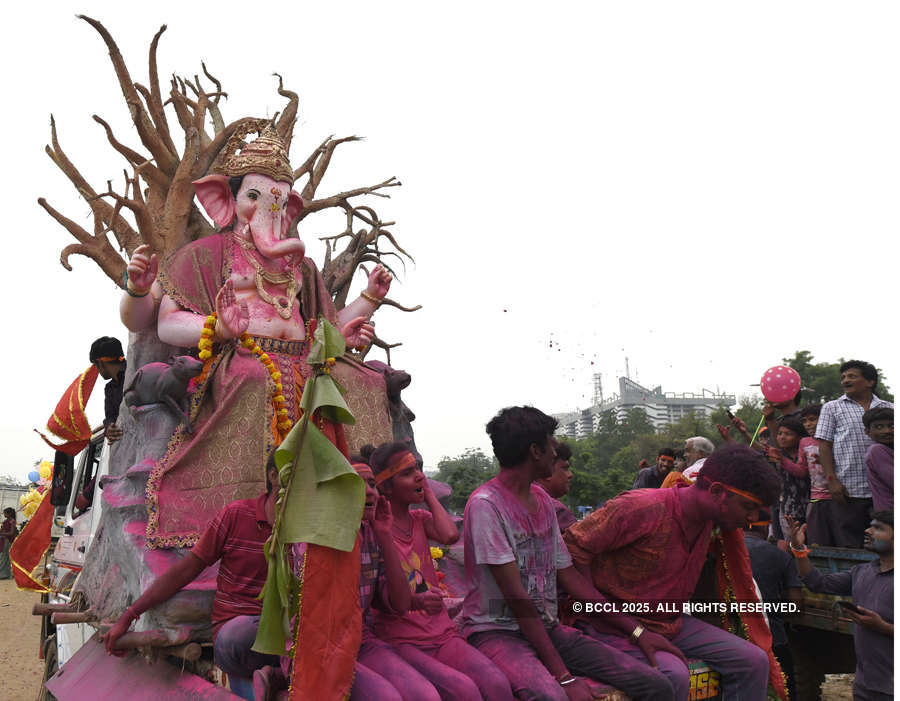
[864,407,894,511]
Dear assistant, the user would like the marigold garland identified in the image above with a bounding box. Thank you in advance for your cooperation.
[196,312,293,440]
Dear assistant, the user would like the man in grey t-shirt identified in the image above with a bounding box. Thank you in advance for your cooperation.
[460,406,685,701]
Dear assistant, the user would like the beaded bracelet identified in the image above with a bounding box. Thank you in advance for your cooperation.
[360,290,383,306]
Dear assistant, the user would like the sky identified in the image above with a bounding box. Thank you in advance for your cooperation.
[1,2,897,480]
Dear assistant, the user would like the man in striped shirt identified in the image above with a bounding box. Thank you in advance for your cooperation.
[815,359,893,548]
[105,459,282,700]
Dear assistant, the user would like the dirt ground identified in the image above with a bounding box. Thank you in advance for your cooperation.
[820,673,855,700]
[0,578,45,701]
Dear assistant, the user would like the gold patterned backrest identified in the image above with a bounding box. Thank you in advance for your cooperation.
[333,358,393,455]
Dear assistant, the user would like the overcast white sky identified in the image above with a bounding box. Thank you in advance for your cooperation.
[1,2,896,480]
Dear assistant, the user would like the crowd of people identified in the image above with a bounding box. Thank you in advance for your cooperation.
[630,359,894,701]
[639,360,894,549]
[96,358,892,701]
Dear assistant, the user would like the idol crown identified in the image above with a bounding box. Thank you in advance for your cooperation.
[215,120,294,184]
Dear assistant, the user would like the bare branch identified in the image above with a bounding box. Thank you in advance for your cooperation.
[147,24,178,154]
[301,177,400,217]
[78,15,178,176]
[161,82,210,253]
[40,198,126,281]
[168,77,194,132]
[203,63,229,135]
[92,183,156,252]
[294,135,333,181]
[273,73,298,151]
[379,297,423,313]
[201,62,224,106]
[92,115,168,191]
[371,337,402,366]
[38,197,91,246]
[298,136,363,201]
[45,116,141,253]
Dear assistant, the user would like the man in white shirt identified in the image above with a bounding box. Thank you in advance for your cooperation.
[681,437,714,481]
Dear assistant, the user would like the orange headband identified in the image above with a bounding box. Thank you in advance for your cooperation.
[716,482,763,506]
[352,462,372,475]
[374,451,417,485]
[97,356,125,363]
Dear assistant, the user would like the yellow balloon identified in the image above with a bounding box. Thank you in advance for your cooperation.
[39,464,52,480]
[19,493,27,506]
[24,502,37,518]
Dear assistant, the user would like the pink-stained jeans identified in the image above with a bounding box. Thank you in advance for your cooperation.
[352,637,440,701]
[394,635,514,700]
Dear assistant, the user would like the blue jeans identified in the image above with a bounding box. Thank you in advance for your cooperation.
[213,615,281,701]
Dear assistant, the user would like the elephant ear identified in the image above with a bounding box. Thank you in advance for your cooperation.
[281,190,304,238]
[193,175,235,229]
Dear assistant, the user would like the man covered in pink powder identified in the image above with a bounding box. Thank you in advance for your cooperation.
[564,444,784,701]
[460,406,683,701]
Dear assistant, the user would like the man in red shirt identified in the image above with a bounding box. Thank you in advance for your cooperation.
[564,444,784,701]
[105,459,281,699]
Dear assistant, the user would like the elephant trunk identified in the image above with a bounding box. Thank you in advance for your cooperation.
[251,213,305,260]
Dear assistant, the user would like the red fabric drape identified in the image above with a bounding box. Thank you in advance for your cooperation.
[289,541,361,701]
[10,494,53,592]
[35,365,99,456]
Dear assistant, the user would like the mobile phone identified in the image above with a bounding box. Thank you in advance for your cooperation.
[837,600,863,615]
[726,409,735,420]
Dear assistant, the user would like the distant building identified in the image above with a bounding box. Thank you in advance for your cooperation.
[553,376,735,440]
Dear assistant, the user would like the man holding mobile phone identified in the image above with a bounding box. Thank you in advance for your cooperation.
[787,512,893,700]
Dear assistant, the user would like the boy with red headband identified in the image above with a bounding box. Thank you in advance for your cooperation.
[564,443,785,701]
[371,442,514,700]
[344,459,441,701]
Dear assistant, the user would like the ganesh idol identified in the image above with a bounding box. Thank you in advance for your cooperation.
[119,123,393,549]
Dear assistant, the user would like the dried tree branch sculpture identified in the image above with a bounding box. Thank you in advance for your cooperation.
[39,16,418,353]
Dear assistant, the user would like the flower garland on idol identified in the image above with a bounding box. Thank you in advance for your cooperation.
[195,312,338,443]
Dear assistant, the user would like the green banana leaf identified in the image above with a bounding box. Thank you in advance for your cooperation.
[253,317,365,655]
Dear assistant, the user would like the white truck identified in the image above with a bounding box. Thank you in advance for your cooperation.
[38,430,109,679]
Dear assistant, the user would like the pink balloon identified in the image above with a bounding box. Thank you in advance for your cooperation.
[760,365,802,404]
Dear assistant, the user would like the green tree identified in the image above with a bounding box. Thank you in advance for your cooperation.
[434,448,497,512]
[568,469,605,510]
